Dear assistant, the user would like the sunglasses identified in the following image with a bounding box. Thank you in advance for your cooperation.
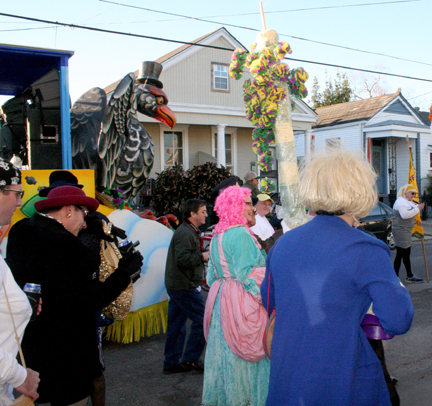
[76,206,89,218]
[1,188,25,199]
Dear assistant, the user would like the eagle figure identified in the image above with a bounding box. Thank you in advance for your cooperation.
[71,61,176,202]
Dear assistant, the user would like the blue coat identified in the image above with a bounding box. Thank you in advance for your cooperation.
[261,215,414,406]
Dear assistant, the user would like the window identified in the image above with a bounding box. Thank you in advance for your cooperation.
[367,204,384,217]
[429,151,432,170]
[325,137,341,148]
[164,131,183,167]
[212,63,229,92]
[160,125,189,171]
[214,133,232,171]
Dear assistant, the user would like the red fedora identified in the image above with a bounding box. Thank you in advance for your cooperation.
[35,186,99,213]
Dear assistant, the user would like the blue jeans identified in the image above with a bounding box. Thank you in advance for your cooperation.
[163,288,206,369]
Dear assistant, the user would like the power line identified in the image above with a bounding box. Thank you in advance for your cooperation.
[285,57,432,83]
[1,12,432,84]
[98,0,432,68]
[0,26,51,32]
[407,91,432,101]
[122,0,422,20]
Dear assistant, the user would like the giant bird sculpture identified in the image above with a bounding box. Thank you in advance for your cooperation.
[71,61,176,202]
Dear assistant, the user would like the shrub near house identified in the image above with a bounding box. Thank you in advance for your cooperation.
[153,162,231,220]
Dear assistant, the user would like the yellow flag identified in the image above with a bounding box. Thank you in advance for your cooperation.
[408,146,424,238]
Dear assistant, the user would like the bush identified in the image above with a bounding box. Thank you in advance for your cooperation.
[153,163,231,218]
[187,162,231,201]
[152,164,186,218]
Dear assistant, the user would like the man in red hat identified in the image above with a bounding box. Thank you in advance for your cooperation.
[7,186,142,406]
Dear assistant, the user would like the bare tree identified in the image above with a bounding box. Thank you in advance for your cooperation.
[350,69,389,99]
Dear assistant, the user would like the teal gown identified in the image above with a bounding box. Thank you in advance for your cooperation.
[202,226,270,406]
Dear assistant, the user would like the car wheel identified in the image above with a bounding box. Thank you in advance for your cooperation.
[385,230,396,250]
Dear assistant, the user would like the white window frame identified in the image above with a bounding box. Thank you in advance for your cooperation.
[159,124,189,171]
[211,126,237,173]
[211,63,229,92]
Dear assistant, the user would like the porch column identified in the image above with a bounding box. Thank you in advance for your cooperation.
[217,124,227,167]
[304,129,312,159]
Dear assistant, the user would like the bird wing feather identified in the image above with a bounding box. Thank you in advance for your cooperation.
[97,73,135,191]
[71,87,106,170]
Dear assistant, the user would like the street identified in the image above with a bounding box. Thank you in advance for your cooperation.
[102,238,432,406]
[386,239,432,406]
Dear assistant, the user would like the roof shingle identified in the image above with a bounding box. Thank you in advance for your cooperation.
[312,91,400,128]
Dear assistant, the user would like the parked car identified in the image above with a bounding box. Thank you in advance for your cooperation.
[270,193,396,249]
[359,201,395,250]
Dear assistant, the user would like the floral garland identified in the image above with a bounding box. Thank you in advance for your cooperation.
[229,41,308,171]
[260,177,276,194]
[103,188,130,210]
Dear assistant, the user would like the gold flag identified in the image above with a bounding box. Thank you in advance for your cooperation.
[408,146,424,238]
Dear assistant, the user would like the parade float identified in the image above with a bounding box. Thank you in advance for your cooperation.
[0,49,178,343]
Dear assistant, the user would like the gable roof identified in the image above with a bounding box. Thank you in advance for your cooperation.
[418,110,431,126]
[104,27,242,94]
[313,91,401,128]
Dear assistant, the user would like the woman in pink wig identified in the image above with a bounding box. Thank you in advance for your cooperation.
[202,185,270,406]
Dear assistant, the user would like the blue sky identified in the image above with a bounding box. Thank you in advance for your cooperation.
[1,0,431,111]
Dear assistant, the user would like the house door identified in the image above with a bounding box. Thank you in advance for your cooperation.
[372,140,385,195]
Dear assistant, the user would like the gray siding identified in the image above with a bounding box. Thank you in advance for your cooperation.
[236,128,255,179]
[189,125,212,168]
[383,100,411,115]
[160,37,249,109]
[313,124,363,152]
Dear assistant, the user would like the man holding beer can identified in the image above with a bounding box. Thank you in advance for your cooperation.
[0,157,40,403]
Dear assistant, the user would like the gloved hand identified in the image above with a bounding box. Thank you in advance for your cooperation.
[84,212,114,242]
[118,241,136,258]
[117,250,143,282]
[111,225,127,240]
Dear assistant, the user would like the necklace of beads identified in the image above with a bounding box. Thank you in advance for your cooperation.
[38,212,68,231]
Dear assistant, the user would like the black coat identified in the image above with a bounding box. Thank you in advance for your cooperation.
[165,221,205,291]
[6,214,130,405]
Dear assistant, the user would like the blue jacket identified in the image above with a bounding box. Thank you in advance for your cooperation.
[261,215,414,406]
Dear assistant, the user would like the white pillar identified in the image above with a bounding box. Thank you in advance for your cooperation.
[305,129,312,159]
[217,124,227,167]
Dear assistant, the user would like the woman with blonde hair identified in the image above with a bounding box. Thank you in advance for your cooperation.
[392,184,425,283]
[262,148,414,406]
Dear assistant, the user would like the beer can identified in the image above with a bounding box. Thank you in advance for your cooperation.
[24,283,41,321]
[118,239,131,248]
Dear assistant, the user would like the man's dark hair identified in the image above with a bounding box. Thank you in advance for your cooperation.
[182,199,206,220]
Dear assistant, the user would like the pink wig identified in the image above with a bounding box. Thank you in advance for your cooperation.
[214,185,251,234]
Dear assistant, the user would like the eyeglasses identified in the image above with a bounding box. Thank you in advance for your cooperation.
[1,188,25,200]
[76,206,89,218]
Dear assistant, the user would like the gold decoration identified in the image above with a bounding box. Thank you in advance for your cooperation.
[99,239,133,321]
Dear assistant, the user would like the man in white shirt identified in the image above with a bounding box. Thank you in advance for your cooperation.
[0,158,40,404]
[250,194,275,240]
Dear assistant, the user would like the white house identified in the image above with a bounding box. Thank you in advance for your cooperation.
[309,90,431,202]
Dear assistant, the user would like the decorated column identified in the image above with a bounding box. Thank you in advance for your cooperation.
[229,13,309,229]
